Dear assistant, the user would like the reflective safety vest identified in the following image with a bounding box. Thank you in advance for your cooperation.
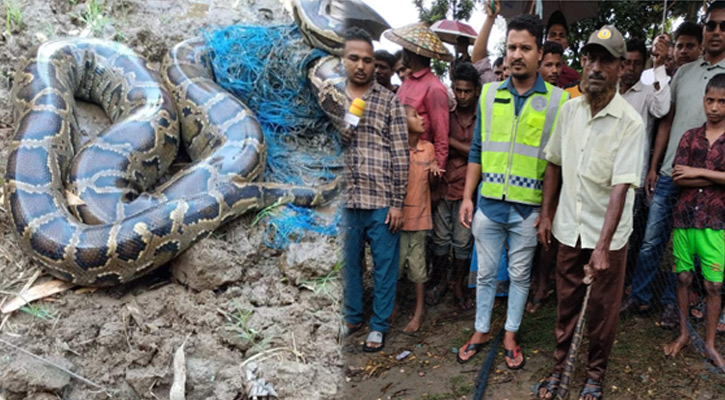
[479,81,567,205]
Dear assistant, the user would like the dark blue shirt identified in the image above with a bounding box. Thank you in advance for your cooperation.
[468,75,548,223]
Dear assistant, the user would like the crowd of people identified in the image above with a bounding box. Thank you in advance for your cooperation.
[338,1,725,399]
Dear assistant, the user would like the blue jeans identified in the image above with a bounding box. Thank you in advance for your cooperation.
[342,208,400,333]
[630,175,677,306]
[471,207,538,333]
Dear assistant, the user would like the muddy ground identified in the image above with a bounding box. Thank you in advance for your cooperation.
[343,283,725,399]
[0,1,344,399]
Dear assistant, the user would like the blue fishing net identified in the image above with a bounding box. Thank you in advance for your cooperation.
[204,24,342,248]
[258,204,340,249]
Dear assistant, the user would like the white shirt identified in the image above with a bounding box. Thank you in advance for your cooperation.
[621,65,671,185]
[544,93,645,251]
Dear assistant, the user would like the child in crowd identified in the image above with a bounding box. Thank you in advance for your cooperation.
[663,73,725,372]
[398,105,443,332]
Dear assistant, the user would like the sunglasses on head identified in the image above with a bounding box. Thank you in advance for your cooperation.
[706,20,725,32]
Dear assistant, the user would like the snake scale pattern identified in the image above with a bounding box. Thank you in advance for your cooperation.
[4,11,345,286]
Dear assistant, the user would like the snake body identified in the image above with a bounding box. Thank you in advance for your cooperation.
[5,33,340,286]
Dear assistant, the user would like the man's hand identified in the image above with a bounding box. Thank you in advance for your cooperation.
[459,198,474,229]
[385,207,404,233]
[588,246,610,280]
[672,165,701,180]
[485,0,500,17]
[644,168,658,199]
[652,35,669,67]
[535,214,553,251]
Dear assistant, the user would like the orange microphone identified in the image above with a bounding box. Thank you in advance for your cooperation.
[344,98,366,128]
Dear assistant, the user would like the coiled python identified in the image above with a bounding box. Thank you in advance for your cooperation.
[2,4,363,286]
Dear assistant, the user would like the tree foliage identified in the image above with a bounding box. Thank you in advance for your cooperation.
[413,0,483,24]
[567,0,702,69]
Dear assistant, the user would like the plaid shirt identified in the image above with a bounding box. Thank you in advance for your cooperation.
[341,81,409,210]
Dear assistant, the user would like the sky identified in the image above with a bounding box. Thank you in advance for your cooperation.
[362,0,506,63]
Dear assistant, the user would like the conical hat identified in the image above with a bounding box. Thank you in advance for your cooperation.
[383,22,453,62]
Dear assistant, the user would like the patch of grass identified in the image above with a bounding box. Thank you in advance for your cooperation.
[3,0,24,34]
[448,374,473,396]
[449,326,471,351]
[300,259,342,304]
[19,303,56,321]
[517,300,557,352]
[225,304,260,343]
[72,0,113,37]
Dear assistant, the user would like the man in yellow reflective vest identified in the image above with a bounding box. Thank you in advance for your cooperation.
[457,14,568,367]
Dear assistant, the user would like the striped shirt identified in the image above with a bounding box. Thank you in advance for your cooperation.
[341,81,409,210]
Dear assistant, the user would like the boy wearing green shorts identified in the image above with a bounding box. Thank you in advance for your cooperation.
[663,73,725,372]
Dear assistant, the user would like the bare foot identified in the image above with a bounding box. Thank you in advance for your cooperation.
[703,344,725,373]
[404,314,423,333]
[663,335,689,358]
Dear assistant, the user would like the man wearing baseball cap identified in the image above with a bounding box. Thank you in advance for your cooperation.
[535,25,645,400]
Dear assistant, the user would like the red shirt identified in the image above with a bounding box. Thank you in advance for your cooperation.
[403,140,436,231]
[441,109,475,201]
[397,68,450,169]
[557,64,581,88]
[673,124,725,230]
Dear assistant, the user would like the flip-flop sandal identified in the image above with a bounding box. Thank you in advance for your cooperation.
[532,373,560,398]
[578,378,603,400]
[504,345,526,370]
[456,339,488,364]
[362,330,385,353]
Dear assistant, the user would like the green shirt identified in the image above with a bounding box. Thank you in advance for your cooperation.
[663,56,725,176]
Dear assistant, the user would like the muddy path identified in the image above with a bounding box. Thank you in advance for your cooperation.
[0,1,343,399]
[343,286,725,399]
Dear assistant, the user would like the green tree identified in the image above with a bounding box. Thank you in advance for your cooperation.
[567,0,699,70]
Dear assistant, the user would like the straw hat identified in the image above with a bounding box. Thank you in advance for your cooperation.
[383,22,453,62]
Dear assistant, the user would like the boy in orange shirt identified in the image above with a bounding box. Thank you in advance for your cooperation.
[398,105,443,332]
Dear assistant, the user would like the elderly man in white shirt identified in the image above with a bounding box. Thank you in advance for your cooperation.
[535,26,645,400]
